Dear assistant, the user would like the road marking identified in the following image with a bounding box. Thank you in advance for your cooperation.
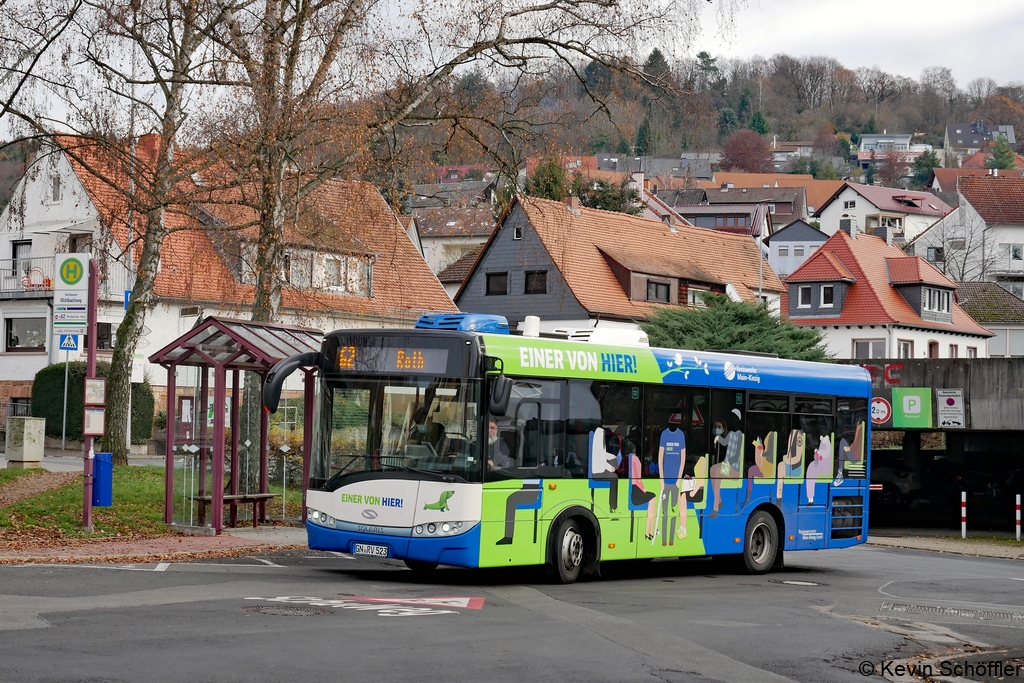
[251,558,283,567]
[154,563,170,572]
[244,595,469,617]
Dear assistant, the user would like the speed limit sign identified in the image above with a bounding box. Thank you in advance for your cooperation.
[870,397,891,424]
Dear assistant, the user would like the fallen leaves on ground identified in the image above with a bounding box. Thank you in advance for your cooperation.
[0,471,79,508]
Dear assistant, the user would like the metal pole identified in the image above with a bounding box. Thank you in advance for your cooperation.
[961,491,966,539]
[83,259,98,531]
[62,349,69,450]
[1016,494,1021,542]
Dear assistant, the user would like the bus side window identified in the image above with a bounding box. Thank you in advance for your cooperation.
[709,389,745,479]
[643,386,709,479]
[836,397,868,478]
[506,380,565,477]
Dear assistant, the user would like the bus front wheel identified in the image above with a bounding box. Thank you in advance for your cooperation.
[742,511,778,574]
[553,518,585,584]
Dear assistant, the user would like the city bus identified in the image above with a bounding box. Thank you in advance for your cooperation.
[263,313,871,583]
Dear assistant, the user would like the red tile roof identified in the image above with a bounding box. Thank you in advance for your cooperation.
[824,184,953,217]
[957,175,1024,224]
[58,135,456,321]
[468,196,783,320]
[960,150,1024,169]
[885,257,957,287]
[784,231,990,336]
[786,251,855,282]
[412,206,495,237]
[929,167,1023,191]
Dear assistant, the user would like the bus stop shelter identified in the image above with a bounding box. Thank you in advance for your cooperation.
[149,317,322,532]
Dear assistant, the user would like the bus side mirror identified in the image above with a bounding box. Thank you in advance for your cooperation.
[489,373,512,417]
[263,351,322,413]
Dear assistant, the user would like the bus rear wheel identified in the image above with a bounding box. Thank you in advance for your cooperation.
[404,559,439,573]
[553,518,585,584]
[742,511,778,575]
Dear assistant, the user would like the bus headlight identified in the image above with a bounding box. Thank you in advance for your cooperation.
[441,523,451,533]
[427,523,436,533]
[415,525,423,534]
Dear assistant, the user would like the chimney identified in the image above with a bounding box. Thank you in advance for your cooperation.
[665,214,678,232]
[839,218,853,236]
[563,196,581,211]
[875,225,890,245]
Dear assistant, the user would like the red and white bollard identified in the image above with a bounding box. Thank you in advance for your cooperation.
[961,491,967,539]
[1016,494,1021,542]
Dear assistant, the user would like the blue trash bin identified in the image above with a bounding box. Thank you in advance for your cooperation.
[92,452,113,507]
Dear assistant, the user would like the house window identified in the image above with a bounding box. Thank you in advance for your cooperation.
[853,340,885,359]
[282,253,291,284]
[687,288,707,308]
[820,285,834,307]
[843,200,856,209]
[325,255,368,295]
[778,247,789,257]
[928,341,939,358]
[512,225,523,240]
[927,247,945,262]
[486,272,508,296]
[1009,283,1024,299]
[967,346,977,358]
[898,340,913,358]
[737,216,746,228]
[69,234,92,253]
[1011,245,1023,262]
[768,204,776,214]
[715,217,725,228]
[49,175,62,203]
[84,322,115,352]
[880,216,903,230]
[949,344,958,358]
[949,239,966,250]
[5,318,46,351]
[726,217,735,227]
[524,271,547,295]
[647,280,670,303]
[11,240,31,276]
[797,285,811,308]
[794,246,804,257]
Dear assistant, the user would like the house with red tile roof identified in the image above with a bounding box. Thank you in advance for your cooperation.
[814,183,953,242]
[411,206,495,275]
[0,136,454,396]
[927,167,1024,193]
[784,230,991,359]
[454,195,784,334]
[907,175,1024,296]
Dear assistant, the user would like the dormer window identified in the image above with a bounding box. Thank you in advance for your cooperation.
[923,288,950,314]
[797,286,811,308]
[49,175,62,203]
[647,280,670,303]
[820,285,834,307]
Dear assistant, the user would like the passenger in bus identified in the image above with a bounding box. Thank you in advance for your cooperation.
[487,421,514,469]
[707,410,742,519]
[408,406,447,455]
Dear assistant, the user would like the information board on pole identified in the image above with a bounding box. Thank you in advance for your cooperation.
[54,253,91,332]
[84,377,106,405]
[83,408,105,436]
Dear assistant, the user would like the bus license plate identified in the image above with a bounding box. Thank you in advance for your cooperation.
[353,543,389,558]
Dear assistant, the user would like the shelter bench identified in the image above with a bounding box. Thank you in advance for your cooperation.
[191,493,279,528]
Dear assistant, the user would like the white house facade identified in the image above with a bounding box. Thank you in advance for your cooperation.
[814,183,952,242]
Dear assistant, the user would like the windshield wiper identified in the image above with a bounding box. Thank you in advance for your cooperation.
[387,465,458,483]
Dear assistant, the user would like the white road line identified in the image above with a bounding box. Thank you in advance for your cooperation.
[154,563,170,572]
[252,558,283,567]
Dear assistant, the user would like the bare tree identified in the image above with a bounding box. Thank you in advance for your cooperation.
[966,77,998,110]
[29,0,227,465]
[909,202,1003,282]
[856,66,901,118]
[0,0,82,126]
[200,0,728,323]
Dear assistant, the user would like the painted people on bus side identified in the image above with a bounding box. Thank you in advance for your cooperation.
[708,409,742,519]
[742,432,776,508]
[655,424,687,544]
[495,479,542,545]
[777,429,805,500]
[804,435,832,504]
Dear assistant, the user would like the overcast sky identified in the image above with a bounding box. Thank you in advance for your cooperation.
[693,0,1024,86]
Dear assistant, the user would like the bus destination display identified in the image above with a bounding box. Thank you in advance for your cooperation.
[337,345,449,373]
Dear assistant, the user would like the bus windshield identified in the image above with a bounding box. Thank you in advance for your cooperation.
[312,376,483,488]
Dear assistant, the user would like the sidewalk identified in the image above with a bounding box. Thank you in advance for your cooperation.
[0,447,166,472]
[867,528,1024,560]
[0,525,308,565]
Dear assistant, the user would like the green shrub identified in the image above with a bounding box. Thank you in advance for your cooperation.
[31,361,155,444]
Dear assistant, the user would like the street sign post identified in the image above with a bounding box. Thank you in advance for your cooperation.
[54,254,90,333]
[58,335,79,450]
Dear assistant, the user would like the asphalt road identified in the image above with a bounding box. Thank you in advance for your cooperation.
[1,546,1023,683]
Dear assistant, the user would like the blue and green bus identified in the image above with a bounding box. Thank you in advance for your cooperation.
[264,314,871,583]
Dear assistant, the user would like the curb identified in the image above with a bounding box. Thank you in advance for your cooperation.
[0,543,306,565]
[867,537,1024,561]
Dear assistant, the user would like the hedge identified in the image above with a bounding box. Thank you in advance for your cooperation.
[31,361,155,445]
